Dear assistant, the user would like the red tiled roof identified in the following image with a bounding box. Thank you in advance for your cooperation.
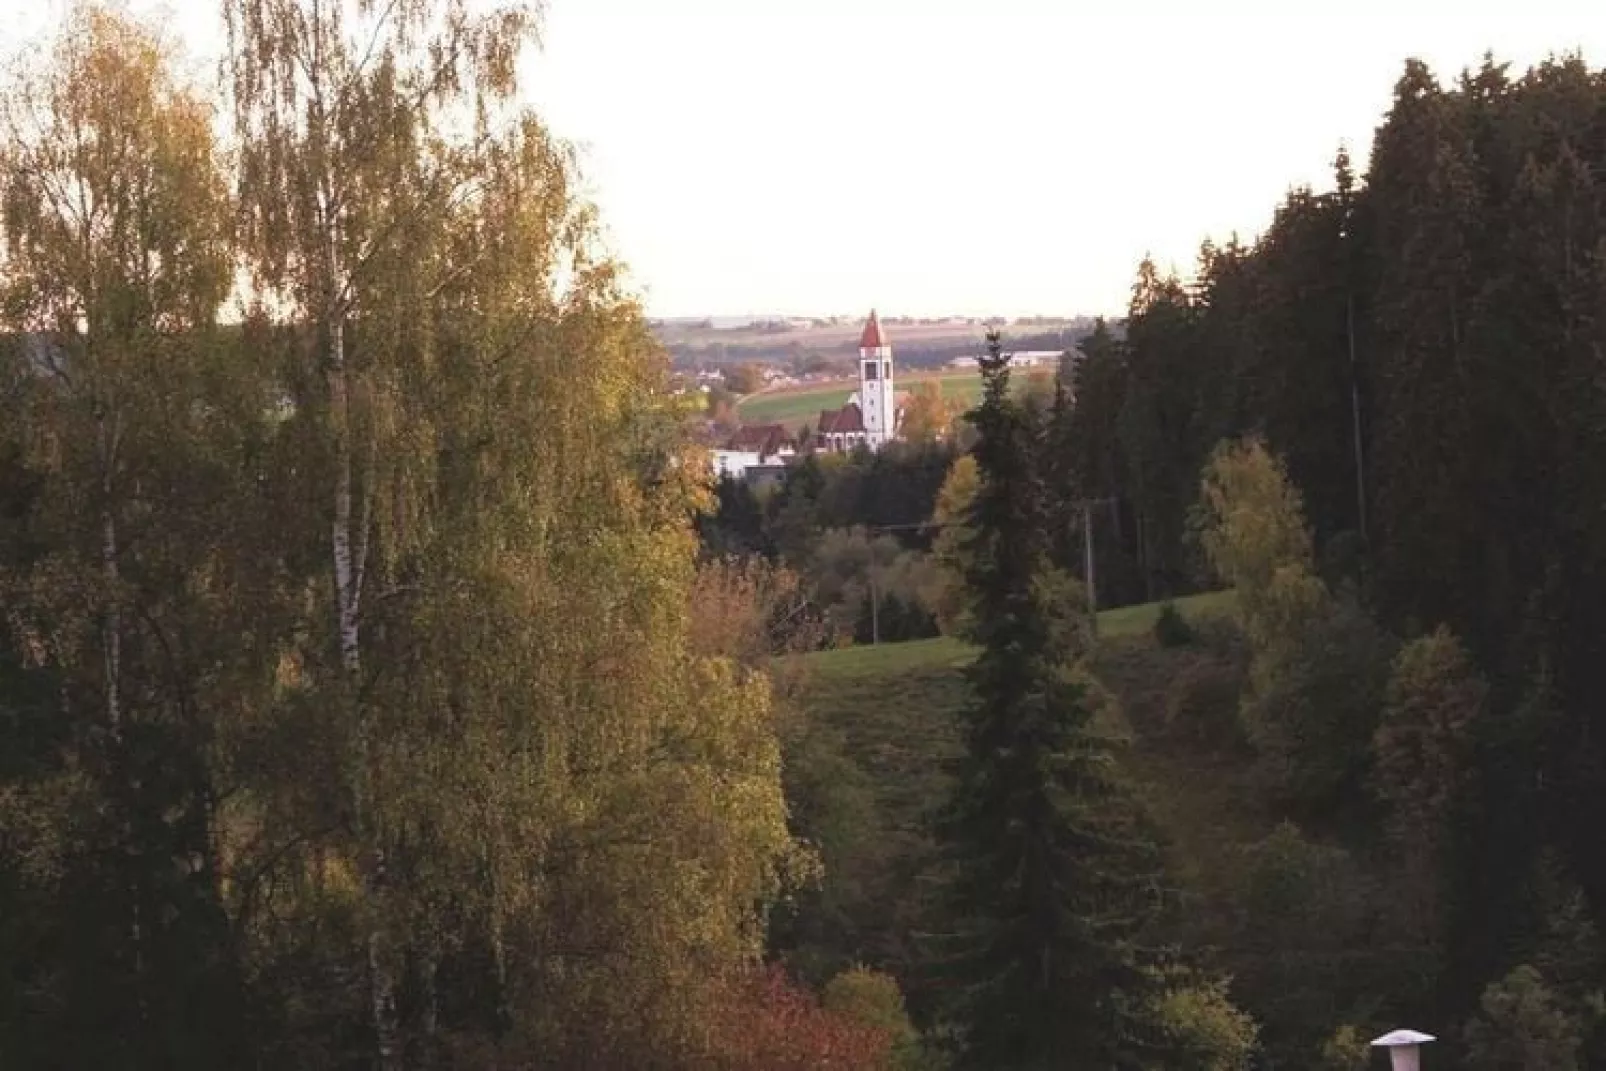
[859,309,886,350]
[817,402,864,435]
[726,422,789,454]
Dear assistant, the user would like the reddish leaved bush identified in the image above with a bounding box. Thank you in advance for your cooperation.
[702,965,895,1070]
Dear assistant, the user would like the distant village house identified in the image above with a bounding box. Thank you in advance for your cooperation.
[946,349,1062,370]
[710,421,795,481]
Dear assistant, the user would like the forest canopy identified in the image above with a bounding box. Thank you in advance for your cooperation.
[5,4,1606,1068]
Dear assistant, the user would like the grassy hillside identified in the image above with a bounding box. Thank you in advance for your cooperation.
[736,382,862,427]
[777,584,1395,1062]
[799,588,1236,682]
[773,590,1247,997]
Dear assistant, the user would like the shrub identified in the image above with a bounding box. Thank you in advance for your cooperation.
[1464,965,1586,1071]
[1152,974,1260,1070]
[1317,1024,1370,1070]
[700,965,895,1070]
[1318,529,1366,592]
[822,967,924,1070]
[1163,658,1245,748]
[1193,614,1251,664]
[1230,823,1376,1055]
[1243,596,1395,818]
[1373,625,1483,842]
[1154,599,1195,647]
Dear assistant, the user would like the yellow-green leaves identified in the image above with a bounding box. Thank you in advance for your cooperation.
[2,4,231,337]
[1194,435,1331,721]
[1152,975,1260,1070]
[1193,435,1326,657]
[0,3,796,1062]
[901,380,961,444]
[929,452,979,636]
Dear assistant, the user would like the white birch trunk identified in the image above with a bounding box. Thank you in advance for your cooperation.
[331,373,361,676]
[329,311,401,1071]
[98,405,148,1030]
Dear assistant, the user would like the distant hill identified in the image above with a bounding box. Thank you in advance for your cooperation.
[653,314,1119,372]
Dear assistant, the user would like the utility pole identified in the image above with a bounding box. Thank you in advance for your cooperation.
[1082,499,1099,641]
[1073,496,1115,640]
[1348,291,1368,547]
[860,506,1112,643]
[1339,158,1368,553]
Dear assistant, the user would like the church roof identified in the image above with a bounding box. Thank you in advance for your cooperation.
[817,402,864,435]
[859,309,887,350]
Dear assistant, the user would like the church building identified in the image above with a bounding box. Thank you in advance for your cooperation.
[815,310,908,453]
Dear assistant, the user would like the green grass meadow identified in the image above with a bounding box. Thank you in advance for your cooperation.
[798,588,1236,683]
[738,384,860,426]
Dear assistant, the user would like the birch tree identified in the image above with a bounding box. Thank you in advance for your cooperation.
[353,113,795,1064]
[0,5,243,1063]
[222,1,535,1062]
[2,2,231,734]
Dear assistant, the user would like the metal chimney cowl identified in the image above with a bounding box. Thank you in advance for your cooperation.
[1370,1029,1435,1071]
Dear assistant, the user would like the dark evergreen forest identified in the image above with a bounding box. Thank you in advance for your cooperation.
[1045,53,1606,1068]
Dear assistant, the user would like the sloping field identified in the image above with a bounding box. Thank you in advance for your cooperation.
[776,589,1247,994]
[737,383,860,426]
[799,589,1237,682]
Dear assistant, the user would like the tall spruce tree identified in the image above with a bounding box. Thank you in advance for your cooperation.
[1053,317,1145,608]
[1119,259,1201,599]
[938,330,1168,1069]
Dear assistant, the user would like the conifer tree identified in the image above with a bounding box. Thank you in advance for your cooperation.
[937,330,1168,1069]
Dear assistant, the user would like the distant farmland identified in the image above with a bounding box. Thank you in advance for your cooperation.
[659,316,1098,371]
[735,368,1053,430]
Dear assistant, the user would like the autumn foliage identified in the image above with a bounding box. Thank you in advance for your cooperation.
[699,965,896,1070]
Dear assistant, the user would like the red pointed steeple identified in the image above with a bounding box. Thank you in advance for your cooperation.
[859,309,887,350]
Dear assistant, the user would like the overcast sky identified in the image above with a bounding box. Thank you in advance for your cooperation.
[6,0,1605,319]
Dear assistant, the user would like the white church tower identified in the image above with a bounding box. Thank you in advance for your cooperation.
[858,309,896,448]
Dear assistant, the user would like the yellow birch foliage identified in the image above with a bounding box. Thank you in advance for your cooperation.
[1193,435,1331,748]
[1194,436,1328,662]
[929,453,980,636]
[353,116,795,1063]
[0,0,234,840]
